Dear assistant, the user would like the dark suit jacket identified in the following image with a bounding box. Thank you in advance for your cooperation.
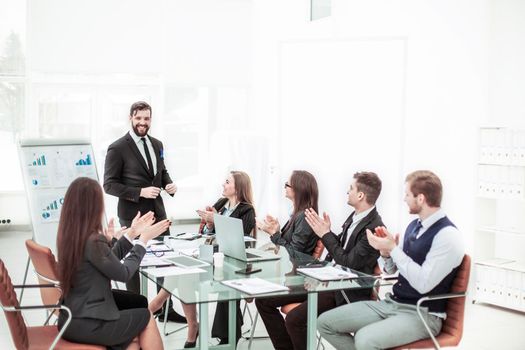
[199,197,256,236]
[63,235,146,320]
[321,207,383,305]
[271,212,319,256]
[103,133,173,225]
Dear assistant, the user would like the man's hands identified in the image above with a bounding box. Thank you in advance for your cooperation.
[257,215,280,236]
[141,183,177,198]
[140,186,161,199]
[196,206,217,229]
[366,226,400,257]
[304,208,331,238]
[164,183,177,195]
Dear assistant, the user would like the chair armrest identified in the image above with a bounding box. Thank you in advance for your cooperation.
[1,300,72,350]
[13,283,58,289]
[417,292,466,303]
[414,291,468,350]
[34,270,60,285]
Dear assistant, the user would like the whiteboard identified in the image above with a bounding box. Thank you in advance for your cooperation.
[18,139,99,253]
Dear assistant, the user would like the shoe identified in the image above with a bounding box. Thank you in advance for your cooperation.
[218,337,240,345]
[155,309,187,323]
[184,330,199,348]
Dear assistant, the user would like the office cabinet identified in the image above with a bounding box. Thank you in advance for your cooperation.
[474,127,525,313]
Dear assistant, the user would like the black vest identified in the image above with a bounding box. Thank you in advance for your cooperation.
[392,216,459,313]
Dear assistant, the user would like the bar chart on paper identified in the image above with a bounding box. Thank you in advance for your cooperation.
[19,140,99,253]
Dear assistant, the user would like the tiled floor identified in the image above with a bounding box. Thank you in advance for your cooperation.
[1,229,524,349]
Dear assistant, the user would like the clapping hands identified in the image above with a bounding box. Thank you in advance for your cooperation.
[366,226,399,257]
[257,215,280,236]
[304,208,331,238]
[126,211,171,243]
[103,217,126,241]
[196,206,217,228]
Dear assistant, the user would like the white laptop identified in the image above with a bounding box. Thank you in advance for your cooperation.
[214,214,280,262]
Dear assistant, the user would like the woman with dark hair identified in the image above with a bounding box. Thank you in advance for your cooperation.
[254,170,320,350]
[56,177,169,350]
[148,170,256,347]
[259,170,319,255]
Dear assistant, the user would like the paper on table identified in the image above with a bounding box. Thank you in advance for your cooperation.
[146,266,206,278]
[133,239,166,247]
[148,244,172,252]
[141,255,172,267]
[178,248,200,258]
[172,232,201,240]
[221,277,289,295]
[297,266,358,281]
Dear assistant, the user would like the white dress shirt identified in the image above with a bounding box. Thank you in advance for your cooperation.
[382,209,465,317]
[129,130,157,176]
[342,206,375,250]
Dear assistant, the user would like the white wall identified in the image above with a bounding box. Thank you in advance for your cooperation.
[251,0,491,243]
[3,0,525,238]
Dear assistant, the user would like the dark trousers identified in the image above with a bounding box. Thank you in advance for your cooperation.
[255,291,338,350]
[211,300,243,343]
[119,218,175,313]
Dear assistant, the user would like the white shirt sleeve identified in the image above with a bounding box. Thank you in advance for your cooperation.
[390,226,465,294]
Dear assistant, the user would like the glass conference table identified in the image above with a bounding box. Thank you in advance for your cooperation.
[140,240,380,350]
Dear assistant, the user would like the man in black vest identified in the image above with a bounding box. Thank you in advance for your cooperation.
[318,170,465,350]
[103,101,185,323]
[255,171,384,350]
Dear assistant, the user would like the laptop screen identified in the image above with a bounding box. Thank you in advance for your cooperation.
[214,214,247,261]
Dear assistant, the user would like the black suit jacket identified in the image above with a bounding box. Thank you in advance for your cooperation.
[321,207,383,305]
[103,133,173,225]
[63,235,146,320]
[271,212,319,256]
[199,197,256,236]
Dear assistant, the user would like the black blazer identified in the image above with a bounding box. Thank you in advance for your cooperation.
[103,133,173,223]
[321,207,383,305]
[199,197,256,236]
[271,212,318,256]
[63,235,146,320]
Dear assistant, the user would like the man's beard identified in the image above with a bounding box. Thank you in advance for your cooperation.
[409,204,422,215]
[133,124,149,137]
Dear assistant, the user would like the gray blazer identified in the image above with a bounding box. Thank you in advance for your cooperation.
[63,234,146,321]
[270,212,318,255]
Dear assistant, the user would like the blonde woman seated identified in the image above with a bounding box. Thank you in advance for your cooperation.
[56,177,169,350]
[148,170,256,347]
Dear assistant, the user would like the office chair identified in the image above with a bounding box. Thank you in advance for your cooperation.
[389,254,471,350]
[0,259,105,350]
[25,239,61,325]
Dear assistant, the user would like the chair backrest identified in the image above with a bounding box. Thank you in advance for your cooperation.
[312,239,325,260]
[441,254,471,342]
[25,240,61,306]
[389,254,471,350]
[0,259,29,350]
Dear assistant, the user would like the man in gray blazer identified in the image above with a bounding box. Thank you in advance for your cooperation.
[103,101,185,322]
